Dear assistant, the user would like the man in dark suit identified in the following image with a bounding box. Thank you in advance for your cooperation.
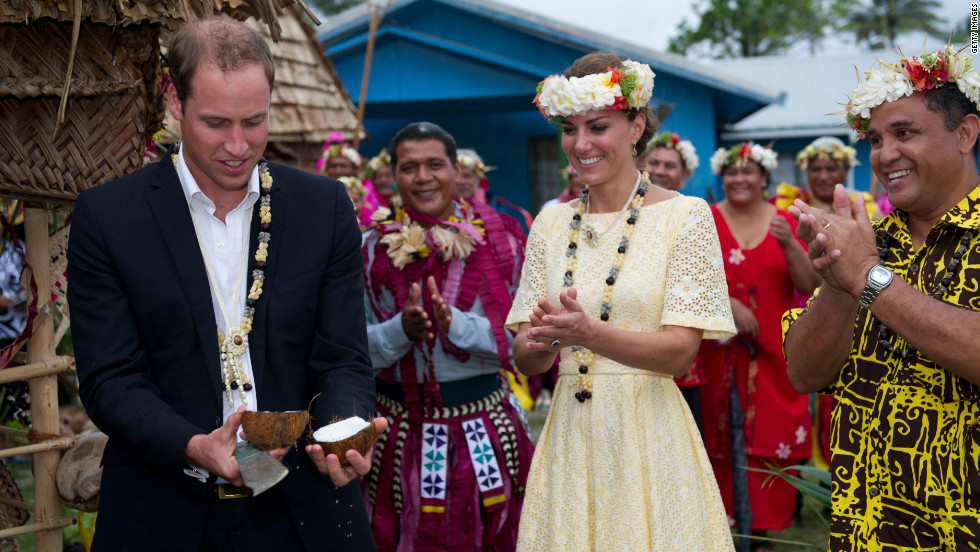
[67,16,384,551]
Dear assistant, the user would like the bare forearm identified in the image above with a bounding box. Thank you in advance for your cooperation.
[870,279,980,383]
[785,284,856,393]
[582,324,701,377]
[512,325,559,376]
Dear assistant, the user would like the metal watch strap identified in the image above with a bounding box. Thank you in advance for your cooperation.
[858,286,880,308]
[858,265,891,308]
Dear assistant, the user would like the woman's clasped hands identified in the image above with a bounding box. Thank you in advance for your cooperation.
[523,288,598,351]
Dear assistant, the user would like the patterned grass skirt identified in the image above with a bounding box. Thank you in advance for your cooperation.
[363,382,535,551]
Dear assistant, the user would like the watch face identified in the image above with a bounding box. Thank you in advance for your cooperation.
[869,265,892,285]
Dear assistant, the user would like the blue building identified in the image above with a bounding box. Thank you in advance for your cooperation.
[318,0,781,210]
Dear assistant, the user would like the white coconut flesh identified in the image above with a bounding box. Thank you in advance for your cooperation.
[313,417,370,443]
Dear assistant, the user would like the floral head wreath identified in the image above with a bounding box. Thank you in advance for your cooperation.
[338,176,365,198]
[534,59,656,119]
[845,45,980,138]
[795,137,859,170]
[362,148,391,180]
[317,131,362,172]
[650,131,699,172]
[560,164,578,182]
[710,142,778,175]
[457,153,496,178]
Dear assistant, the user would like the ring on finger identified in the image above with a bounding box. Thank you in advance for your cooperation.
[550,338,561,348]
[822,221,831,230]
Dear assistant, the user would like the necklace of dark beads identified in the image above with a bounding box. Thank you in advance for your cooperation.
[874,228,974,359]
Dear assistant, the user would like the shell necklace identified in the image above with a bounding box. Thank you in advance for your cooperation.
[564,171,649,401]
[172,145,273,406]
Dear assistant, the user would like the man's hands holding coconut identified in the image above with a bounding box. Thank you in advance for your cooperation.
[185,406,388,488]
[184,406,290,487]
[306,417,388,487]
[523,289,597,351]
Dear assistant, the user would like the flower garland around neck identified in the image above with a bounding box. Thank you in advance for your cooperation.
[376,206,485,270]
[650,131,700,172]
[172,143,272,406]
[534,60,656,119]
[709,142,778,175]
[874,228,974,359]
[563,171,649,402]
[845,45,980,138]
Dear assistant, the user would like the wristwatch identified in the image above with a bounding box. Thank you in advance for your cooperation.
[858,264,893,308]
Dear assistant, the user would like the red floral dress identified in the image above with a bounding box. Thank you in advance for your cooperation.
[698,205,812,530]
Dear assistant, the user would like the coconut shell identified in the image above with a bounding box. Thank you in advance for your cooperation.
[311,418,379,467]
[241,410,309,450]
[56,432,107,512]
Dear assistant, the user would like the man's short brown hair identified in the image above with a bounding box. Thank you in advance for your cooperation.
[168,16,275,106]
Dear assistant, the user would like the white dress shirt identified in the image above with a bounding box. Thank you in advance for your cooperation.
[176,149,261,427]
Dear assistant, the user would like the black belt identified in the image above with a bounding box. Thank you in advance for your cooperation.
[215,484,253,499]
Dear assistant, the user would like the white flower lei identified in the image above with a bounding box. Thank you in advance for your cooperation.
[710,143,778,175]
[535,60,656,119]
[846,46,980,137]
[377,210,481,269]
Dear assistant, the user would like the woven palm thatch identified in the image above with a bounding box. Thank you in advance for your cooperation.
[0,0,314,203]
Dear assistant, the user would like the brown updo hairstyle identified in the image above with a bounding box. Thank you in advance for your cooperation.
[562,51,659,157]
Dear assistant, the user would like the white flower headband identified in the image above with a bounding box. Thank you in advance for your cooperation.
[457,153,495,178]
[710,143,778,175]
[795,141,859,170]
[534,59,656,119]
[650,131,699,172]
[846,45,980,138]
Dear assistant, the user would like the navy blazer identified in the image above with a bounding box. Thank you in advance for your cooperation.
[67,157,376,551]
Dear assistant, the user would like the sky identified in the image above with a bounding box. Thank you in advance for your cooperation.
[488,0,967,55]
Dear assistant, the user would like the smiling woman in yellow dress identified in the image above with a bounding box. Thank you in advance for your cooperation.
[506,51,737,551]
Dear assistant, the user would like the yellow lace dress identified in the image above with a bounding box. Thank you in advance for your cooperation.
[506,194,736,551]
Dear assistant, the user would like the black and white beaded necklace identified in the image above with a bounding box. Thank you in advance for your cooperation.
[874,228,974,359]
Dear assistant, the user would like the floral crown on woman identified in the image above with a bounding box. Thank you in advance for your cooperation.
[457,153,495,178]
[795,137,858,170]
[317,131,362,172]
[361,148,391,180]
[338,176,365,198]
[709,142,778,175]
[845,45,980,138]
[650,131,699,172]
[534,59,656,119]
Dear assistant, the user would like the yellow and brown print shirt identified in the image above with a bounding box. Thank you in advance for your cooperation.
[783,184,980,552]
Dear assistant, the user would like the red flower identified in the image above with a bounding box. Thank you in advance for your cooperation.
[670,133,680,146]
[739,143,751,159]
[607,66,621,85]
[607,96,628,110]
[905,60,934,90]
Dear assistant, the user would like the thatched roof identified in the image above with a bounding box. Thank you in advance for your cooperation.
[161,5,364,146]
[0,0,319,41]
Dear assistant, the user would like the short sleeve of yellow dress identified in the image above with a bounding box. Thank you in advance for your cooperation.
[505,194,737,551]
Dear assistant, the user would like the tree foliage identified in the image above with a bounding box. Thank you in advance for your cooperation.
[844,0,945,49]
[668,0,851,58]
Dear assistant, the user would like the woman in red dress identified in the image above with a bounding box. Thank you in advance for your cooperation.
[699,143,821,551]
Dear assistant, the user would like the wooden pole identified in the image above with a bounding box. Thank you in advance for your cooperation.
[352,5,381,151]
[24,204,62,552]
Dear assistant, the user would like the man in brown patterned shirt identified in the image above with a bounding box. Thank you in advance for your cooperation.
[782,48,980,551]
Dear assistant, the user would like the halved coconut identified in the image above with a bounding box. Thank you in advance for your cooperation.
[241,410,309,450]
[310,416,379,467]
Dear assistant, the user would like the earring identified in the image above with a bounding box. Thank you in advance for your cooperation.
[632,144,637,157]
